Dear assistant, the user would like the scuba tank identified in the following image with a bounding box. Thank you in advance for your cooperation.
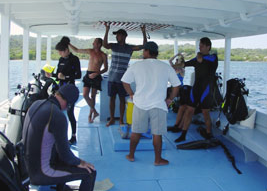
[28,73,42,94]
[5,86,27,145]
[0,101,9,133]
[5,74,43,145]
[47,77,58,96]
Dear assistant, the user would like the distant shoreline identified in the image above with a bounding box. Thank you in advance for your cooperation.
[9,59,267,63]
[9,35,267,62]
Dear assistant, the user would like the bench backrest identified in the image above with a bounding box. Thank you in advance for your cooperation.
[255,111,267,135]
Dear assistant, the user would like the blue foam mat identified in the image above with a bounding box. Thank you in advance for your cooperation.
[109,126,166,151]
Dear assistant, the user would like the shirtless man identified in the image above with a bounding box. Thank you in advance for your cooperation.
[69,38,108,123]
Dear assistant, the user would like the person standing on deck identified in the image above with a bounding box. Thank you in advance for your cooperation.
[122,42,180,165]
[103,22,147,126]
[55,37,81,144]
[175,37,218,142]
[69,38,108,123]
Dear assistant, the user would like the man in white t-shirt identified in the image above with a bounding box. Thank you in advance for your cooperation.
[121,41,180,166]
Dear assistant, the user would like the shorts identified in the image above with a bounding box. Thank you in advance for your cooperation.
[132,105,167,135]
[83,71,102,91]
[188,82,213,109]
[179,85,192,105]
[108,81,128,97]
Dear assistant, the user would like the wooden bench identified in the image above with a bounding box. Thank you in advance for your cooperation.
[211,111,267,163]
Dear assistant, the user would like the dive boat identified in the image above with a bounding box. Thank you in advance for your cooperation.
[1,0,267,190]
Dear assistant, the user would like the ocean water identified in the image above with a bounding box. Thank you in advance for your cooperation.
[8,60,267,114]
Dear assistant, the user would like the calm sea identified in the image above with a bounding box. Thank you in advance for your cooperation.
[9,60,267,114]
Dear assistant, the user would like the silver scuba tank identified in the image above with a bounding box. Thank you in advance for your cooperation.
[5,86,27,145]
[5,73,43,144]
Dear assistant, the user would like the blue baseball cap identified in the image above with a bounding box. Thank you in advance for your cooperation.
[144,41,158,52]
[58,84,79,106]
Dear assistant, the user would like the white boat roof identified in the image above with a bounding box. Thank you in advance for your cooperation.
[1,0,267,40]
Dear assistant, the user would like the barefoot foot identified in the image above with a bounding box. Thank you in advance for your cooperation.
[88,111,93,123]
[154,158,169,166]
[106,119,115,127]
[126,155,135,162]
[92,112,99,122]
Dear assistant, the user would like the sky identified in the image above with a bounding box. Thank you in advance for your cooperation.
[8,21,267,49]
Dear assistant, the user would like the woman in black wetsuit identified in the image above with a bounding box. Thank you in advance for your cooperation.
[55,37,81,144]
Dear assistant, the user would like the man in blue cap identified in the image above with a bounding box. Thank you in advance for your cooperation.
[122,42,180,165]
[22,84,96,191]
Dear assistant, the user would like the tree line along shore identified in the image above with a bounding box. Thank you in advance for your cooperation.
[7,35,267,62]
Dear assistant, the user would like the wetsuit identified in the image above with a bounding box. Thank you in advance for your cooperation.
[177,73,184,86]
[56,53,81,86]
[55,53,81,135]
[179,85,192,105]
[22,97,96,190]
[185,54,218,109]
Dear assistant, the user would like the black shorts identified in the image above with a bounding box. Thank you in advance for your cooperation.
[188,82,213,109]
[179,85,192,105]
[83,71,102,91]
[108,81,128,97]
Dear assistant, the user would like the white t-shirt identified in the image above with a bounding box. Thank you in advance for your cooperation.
[121,58,180,111]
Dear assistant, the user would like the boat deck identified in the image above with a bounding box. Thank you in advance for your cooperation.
[37,80,267,191]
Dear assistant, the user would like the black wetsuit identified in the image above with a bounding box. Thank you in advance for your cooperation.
[185,54,218,109]
[56,53,81,86]
[55,53,81,135]
[22,97,96,190]
[179,85,192,106]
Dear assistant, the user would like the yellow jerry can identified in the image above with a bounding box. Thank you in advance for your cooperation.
[126,99,134,125]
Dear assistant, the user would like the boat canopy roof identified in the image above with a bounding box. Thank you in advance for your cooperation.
[1,0,267,40]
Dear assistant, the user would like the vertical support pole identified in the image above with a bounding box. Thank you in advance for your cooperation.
[189,39,200,86]
[36,33,42,73]
[46,35,51,63]
[23,27,29,86]
[0,5,10,101]
[174,38,178,55]
[223,38,231,96]
[195,39,200,54]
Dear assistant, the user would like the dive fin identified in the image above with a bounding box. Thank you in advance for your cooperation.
[176,139,220,150]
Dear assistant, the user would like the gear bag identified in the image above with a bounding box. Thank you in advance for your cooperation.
[222,78,249,124]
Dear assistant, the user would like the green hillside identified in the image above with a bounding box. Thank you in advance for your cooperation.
[7,35,267,62]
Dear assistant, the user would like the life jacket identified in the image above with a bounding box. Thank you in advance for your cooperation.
[222,78,249,124]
